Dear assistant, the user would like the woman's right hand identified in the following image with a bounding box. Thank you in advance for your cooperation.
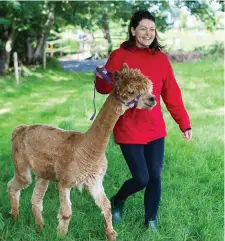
[96,65,107,79]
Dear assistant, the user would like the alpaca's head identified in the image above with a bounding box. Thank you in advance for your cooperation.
[113,63,156,109]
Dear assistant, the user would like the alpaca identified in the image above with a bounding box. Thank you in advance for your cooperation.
[8,63,156,240]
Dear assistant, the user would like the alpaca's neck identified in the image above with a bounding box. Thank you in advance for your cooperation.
[85,93,123,152]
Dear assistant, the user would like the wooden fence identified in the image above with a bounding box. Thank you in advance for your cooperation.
[43,39,71,68]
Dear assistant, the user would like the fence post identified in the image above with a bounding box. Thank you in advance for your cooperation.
[43,45,46,69]
[60,40,63,57]
[50,43,54,57]
[13,52,19,87]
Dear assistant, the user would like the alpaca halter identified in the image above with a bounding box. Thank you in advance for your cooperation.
[90,67,142,120]
[116,94,141,107]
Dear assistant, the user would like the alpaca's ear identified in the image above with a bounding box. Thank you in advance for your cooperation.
[113,71,120,83]
[122,63,129,70]
[136,68,141,74]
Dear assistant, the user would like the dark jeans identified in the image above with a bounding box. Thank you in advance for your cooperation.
[114,138,165,220]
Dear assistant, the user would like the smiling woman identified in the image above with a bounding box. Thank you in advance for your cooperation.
[94,10,192,231]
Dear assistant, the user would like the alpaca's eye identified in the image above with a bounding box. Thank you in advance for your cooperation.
[128,91,134,95]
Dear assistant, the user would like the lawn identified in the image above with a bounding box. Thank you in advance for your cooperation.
[0,57,223,241]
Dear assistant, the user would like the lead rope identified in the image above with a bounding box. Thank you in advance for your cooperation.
[90,77,97,121]
[90,67,112,121]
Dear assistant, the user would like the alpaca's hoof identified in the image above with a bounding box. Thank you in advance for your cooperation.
[10,210,19,220]
[36,225,44,233]
[106,229,117,241]
[36,221,44,230]
[57,226,68,237]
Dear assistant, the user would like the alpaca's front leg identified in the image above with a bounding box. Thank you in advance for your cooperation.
[89,179,117,241]
[57,185,72,236]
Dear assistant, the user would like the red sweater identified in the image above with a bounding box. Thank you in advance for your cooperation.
[95,44,191,144]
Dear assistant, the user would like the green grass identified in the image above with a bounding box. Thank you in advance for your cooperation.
[0,57,223,241]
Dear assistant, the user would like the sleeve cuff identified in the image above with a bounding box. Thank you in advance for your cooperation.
[184,127,192,132]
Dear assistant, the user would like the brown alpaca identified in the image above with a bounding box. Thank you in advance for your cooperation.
[8,63,156,240]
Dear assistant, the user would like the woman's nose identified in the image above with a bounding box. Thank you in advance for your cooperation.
[145,30,152,36]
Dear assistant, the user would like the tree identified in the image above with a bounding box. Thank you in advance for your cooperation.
[0,0,221,70]
[0,1,55,70]
[175,0,218,31]
[179,8,189,30]
[0,1,87,69]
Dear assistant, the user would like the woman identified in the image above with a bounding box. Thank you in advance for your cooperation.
[95,10,192,231]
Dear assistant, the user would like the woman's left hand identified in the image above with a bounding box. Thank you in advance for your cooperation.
[182,129,192,142]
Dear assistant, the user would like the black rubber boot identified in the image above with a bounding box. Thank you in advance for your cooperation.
[110,196,125,224]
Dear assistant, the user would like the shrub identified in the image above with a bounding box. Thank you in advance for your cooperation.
[195,42,224,58]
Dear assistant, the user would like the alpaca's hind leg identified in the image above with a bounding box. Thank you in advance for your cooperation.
[8,170,32,218]
[31,177,49,229]
[57,185,72,236]
[88,180,117,241]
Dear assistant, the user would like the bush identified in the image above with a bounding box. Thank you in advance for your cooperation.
[195,42,224,58]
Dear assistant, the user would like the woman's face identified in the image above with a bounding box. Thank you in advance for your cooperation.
[131,19,156,48]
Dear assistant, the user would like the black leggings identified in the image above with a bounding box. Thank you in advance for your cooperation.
[114,138,165,220]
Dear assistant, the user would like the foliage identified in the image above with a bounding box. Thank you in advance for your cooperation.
[195,42,224,58]
[0,0,222,67]
[0,1,52,67]
[217,0,225,12]
[174,0,225,31]
[179,10,188,29]
[0,1,86,66]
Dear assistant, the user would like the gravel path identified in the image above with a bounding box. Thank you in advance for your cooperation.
[60,59,107,72]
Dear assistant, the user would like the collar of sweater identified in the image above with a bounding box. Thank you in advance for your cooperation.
[120,42,158,54]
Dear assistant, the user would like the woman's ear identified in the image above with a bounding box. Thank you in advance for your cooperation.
[131,27,135,36]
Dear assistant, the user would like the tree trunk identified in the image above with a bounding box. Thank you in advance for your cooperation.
[5,21,16,71]
[5,51,10,71]
[33,34,44,62]
[27,37,33,64]
[0,57,5,73]
[32,12,54,63]
[101,9,112,56]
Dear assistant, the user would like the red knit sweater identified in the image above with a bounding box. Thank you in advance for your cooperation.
[95,44,191,144]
